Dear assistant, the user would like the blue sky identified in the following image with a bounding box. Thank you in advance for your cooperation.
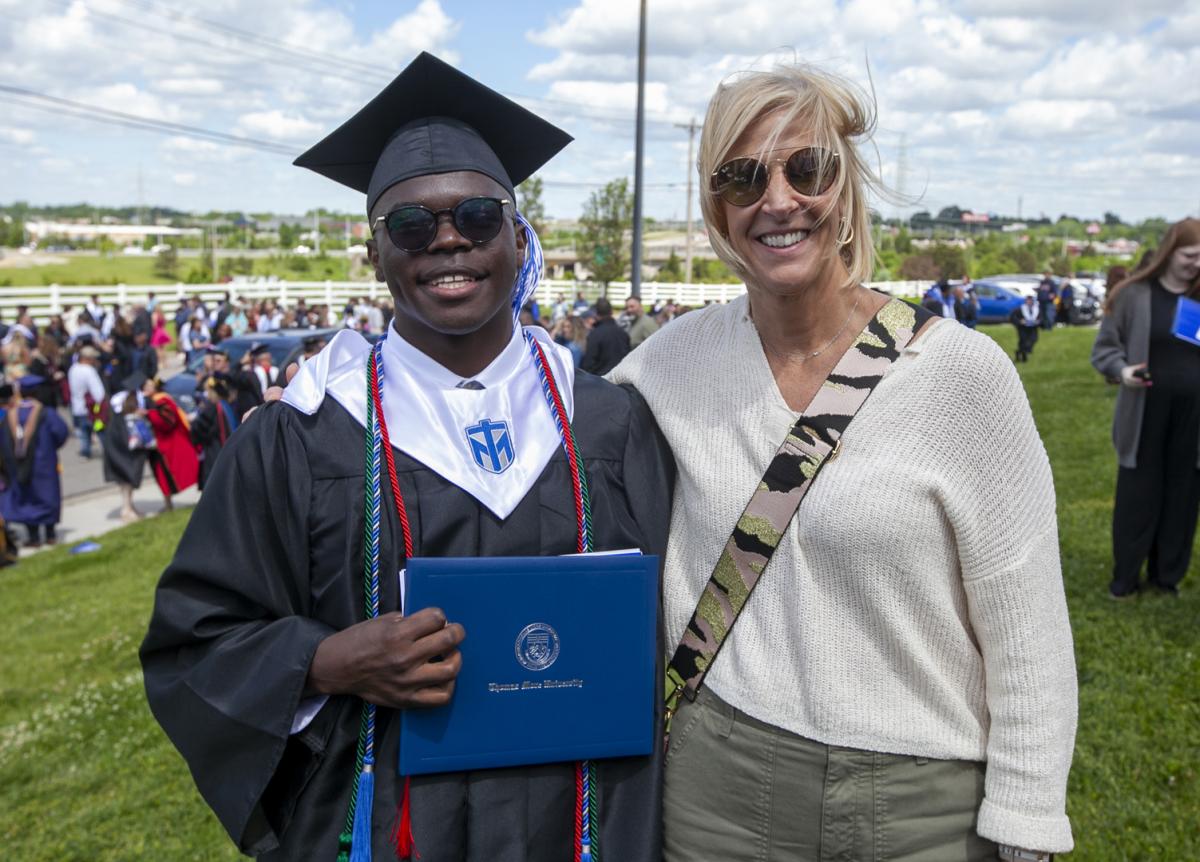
[0,0,1197,224]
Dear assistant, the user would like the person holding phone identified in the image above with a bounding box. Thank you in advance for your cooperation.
[1092,217,1200,599]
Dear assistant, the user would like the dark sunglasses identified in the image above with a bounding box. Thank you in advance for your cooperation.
[373,196,511,253]
[710,147,839,207]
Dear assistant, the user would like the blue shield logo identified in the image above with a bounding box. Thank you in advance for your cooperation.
[465,418,515,474]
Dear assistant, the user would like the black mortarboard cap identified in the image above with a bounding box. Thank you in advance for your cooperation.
[293,52,572,213]
[248,343,271,358]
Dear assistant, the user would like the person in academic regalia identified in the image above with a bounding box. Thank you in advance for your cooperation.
[0,383,69,547]
[100,377,155,522]
[140,53,674,862]
[230,343,277,417]
[136,375,199,511]
[1010,294,1040,362]
[189,372,238,491]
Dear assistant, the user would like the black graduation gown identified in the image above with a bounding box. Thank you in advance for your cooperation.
[140,372,675,861]
[231,367,276,418]
[189,400,235,491]
[101,404,149,487]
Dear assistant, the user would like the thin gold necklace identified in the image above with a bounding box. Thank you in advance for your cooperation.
[761,290,862,362]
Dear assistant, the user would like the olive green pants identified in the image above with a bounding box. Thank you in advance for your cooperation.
[664,687,998,862]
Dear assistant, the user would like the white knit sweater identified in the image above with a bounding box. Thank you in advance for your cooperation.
[610,295,1077,852]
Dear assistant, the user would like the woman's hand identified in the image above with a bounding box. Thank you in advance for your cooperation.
[1119,363,1152,388]
[306,608,466,709]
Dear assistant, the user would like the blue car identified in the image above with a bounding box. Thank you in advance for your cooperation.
[970,280,1026,324]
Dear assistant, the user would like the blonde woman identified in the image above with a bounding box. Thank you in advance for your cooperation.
[611,63,1076,861]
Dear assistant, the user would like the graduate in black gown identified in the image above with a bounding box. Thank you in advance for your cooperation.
[188,372,238,490]
[140,53,674,862]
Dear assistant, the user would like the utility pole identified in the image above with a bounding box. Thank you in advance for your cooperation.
[894,133,908,221]
[211,222,220,284]
[1018,195,1023,220]
[136,163,145,227]
[630,0,647,298]
[675,116,698,284]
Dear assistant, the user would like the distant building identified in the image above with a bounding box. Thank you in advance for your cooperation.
[25,221,202,241]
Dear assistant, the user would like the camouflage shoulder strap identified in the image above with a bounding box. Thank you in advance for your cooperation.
[665,299,933,731]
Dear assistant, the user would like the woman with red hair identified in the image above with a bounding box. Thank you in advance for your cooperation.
[1092,218,1200,598]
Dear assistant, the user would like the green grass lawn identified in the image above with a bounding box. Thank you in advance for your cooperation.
[0,255,174,287]
[0,324,1197,859]
[0,253,353,287]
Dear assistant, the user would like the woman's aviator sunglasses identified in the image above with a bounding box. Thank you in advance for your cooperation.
[710,147,839,207]
[373,196,511,253]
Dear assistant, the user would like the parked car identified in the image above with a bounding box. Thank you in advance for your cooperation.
[1059,280,1102,325]
[970,279,1026,324]
[163,327,342,415]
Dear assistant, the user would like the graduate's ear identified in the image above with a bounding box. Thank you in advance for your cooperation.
[513,217,527,272]
[366,238,385,283]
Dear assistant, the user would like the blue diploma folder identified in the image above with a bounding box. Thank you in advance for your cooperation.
[398,553,658,775]
[1172,296,1200,347]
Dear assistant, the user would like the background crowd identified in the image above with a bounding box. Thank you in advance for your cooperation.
[0,286,698,562]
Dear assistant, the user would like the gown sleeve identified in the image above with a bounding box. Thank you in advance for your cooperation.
[618,383,676,558]
[145,399,178,434]
[44,408,69,449]
[139,402,336,854]
[592,383,676,862]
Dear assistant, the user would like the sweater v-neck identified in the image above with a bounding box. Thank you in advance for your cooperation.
[736,294,936,418]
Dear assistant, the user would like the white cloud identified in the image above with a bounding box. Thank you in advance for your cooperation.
[15,1,92,54]
[162,137,240,163]
[82,83,185,121]
[1,0,1195,223]
[0,128,36,146]
[523,0,1200,222]
[364,0,460,62]
[546,81,673,116]
[1001,99,1120,137]
[234,110,322,142]
[530,0,835,58]
[39,157,74,173]
[172,172,197,187]
[529,52,635,83]
[152,78,225,96]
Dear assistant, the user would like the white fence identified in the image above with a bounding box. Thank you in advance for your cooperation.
[0,279,928,325]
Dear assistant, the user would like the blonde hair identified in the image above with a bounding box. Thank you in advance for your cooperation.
[698,62,881,288]
[1104,217,1200,312]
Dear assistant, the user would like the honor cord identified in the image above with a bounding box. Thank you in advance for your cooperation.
[347,333,599,861]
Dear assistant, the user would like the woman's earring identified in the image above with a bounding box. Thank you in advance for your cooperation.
[836,216,854,247]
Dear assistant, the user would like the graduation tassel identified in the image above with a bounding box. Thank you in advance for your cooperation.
[391,776,416,859]
[348,760,375,862]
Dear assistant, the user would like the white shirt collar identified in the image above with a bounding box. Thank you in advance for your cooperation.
[282,324,576,520]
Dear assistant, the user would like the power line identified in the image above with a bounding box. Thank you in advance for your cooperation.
[73,0,687,129]
[81,3,373,87]
[114,0,380,77]
[0,85,296,155]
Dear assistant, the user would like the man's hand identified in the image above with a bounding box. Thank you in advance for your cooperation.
[306,608,466,709]
[262,361,298,403]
